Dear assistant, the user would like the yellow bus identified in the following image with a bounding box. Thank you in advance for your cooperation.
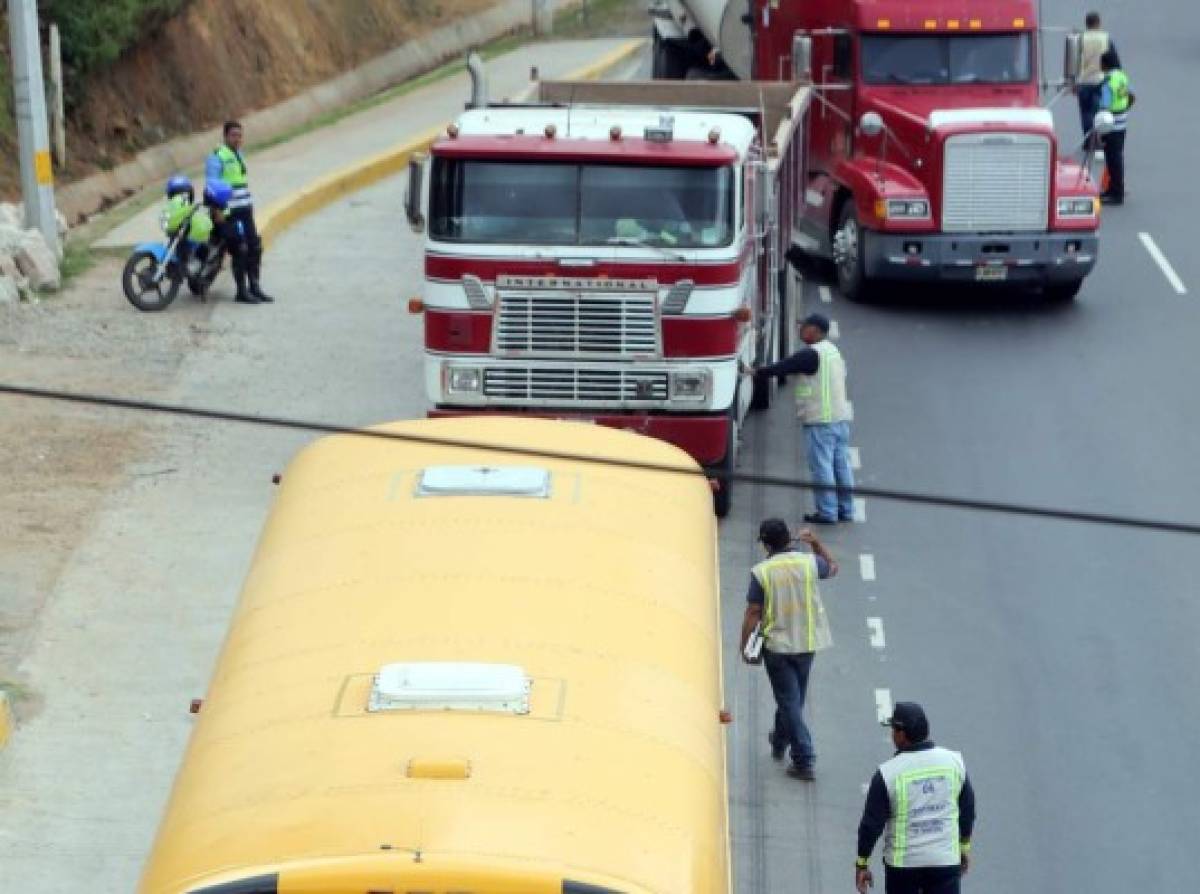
[139,417,730,894]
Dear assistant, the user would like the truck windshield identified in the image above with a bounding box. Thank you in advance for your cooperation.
[861,34,1032,85]
[429,159,735,248]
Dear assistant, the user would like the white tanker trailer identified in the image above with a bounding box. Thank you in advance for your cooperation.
[649,0,752,80]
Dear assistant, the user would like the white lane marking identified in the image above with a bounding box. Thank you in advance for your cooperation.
[849,446,861,470]
[845,400,854,421]
[875,688,892,723]
[853,497,867,522]
[867,617,886,649]
[1138,232,1188,295]
[861,782,871,794]
[819,284,832,303]
[860,553,876,581]
[829,319,841,339]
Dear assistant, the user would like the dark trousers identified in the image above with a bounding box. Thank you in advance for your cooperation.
[885,864,962,894]
[762,649,816,767]
[1077,84,1102,136]
[228,207,264,280]
[1103,129,1126,198]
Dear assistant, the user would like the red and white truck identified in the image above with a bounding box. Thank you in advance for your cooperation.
[651,0,1102,300]
[405,81,811,515]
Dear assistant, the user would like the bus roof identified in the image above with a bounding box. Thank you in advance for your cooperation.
[139,417,729,894]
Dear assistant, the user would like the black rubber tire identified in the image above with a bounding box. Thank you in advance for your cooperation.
[834,202,873,302]
[1046,279,1084,302]
[712,411,737,518]
[777,264,794,386]
[750,369,771,410]
[651,31,688,80]
[122,251,181,312]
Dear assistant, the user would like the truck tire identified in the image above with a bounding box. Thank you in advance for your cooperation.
[750,369,772,410]
[652,30,688,80]
[712,410,737,518]
[777,264,793,385]
[1046,279,1084,302]
[833,202,873,302]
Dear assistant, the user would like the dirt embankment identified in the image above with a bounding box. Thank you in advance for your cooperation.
[0,0,495,199]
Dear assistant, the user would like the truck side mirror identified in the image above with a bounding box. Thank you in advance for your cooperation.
[1063,32,1082,83]
[404,155,426,234]
[792,34,812,81]
[858,111,884,138]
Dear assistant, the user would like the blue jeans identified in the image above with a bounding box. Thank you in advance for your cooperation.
[763,649,816,768]
[1078,84,1102,138]
[805,421,855,520]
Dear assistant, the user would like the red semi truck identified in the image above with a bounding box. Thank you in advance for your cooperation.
[651,0,1102,300]
[405,81,811,515]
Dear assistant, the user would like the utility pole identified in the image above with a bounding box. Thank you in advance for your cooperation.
[8,0,58,250]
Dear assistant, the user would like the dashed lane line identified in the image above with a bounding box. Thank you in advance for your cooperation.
[852,497,867,523]
[859,553,876,581]
[819,285,832,303]
[867,617,886,649]
[829,319,841,339]
[874,688,893,723]
[1138,232,1188,295]
[849,446,861,470]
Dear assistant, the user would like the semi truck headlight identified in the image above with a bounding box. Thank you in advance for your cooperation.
[885,198,930,219]
[446,366,482,394]
[670,370,711,402]
[1057,197,1098,217]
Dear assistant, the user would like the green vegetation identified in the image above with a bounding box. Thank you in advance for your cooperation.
[45,0,187,105]
[59,237,100,285]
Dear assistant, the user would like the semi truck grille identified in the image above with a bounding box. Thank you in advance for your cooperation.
[942,133,1050,233]
[483,367,669,403]
[494,291,660,358]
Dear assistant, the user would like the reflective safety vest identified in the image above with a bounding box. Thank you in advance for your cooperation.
[795,339,850,425]
[751,551,832,654]
[1105,69,1131,130]
[1079,29,1110,86]
[880,746,967,868]
[213,145,253,209]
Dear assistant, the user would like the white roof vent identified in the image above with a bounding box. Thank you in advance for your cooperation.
[415,465,551,498]
[368,662,531,714]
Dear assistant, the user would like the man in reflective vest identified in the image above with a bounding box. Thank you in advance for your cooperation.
[740,518,838,780]
[856,702,977,894]
[206,120,274,304]
[1099,50,1133,206]
[748,313,856,524]
[1075,12,1120,139]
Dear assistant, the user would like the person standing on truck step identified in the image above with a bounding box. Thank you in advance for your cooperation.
[855,702,976,894]
[206,120,274,305]
[1075,12,1120,141]
[740,519,838,781]
[1099,50,1133,206]
[748,313,855,524]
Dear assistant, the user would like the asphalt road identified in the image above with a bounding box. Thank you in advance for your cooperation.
[721,1,1200,891]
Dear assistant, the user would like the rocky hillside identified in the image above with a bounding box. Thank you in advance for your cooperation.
[1,0,495,199]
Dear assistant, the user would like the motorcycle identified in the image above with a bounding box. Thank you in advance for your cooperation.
[122,207,226,312]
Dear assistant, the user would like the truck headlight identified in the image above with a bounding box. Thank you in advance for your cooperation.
[885,198,930,219]
[445,366,482,394]
[1057,197,1098,217]
[670,369,711,402]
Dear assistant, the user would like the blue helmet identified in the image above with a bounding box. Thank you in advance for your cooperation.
[165,174,193,199]
[203,181,234,210]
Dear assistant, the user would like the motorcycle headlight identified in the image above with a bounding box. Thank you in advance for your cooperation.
[885,198,930,219]
[1057,197,1098,218]
[670,369,711,402]
[445,366,482,394]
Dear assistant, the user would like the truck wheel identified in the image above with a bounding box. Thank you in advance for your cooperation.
[750,370,772,410]
[712,412,737,518]
[833,203,873,302]
[1046,279,1083,302]
[652,31,687,79]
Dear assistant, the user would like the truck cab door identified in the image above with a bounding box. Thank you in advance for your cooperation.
[800,32,855,251]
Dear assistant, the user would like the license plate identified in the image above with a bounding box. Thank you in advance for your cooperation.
[975,265,1008,282]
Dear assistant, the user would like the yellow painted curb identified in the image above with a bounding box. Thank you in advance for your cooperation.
[259,37,647,249]
[0,690,12,750]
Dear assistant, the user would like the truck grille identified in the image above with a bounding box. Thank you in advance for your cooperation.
[942,133,1050,232]
[483,367,669,404]
[494,291,659,358]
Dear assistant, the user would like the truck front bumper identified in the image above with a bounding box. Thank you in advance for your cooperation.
[863,231,1098,285]
[429,408,731,467]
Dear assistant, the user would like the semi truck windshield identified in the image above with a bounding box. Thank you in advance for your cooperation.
[861,34,1032,85]
[429,159,734,247]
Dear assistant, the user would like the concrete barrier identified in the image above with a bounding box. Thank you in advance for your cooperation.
[56,0,588,226]
[258,38,646,249]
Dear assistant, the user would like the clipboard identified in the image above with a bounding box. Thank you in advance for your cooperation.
[743,622,764,661]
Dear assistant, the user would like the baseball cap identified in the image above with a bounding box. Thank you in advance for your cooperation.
[801,312,830,333]
[881,701,929,741]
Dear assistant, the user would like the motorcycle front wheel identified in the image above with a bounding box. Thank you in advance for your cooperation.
[122,250,182,312]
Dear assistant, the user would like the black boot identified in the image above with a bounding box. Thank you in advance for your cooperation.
[234,269,259,304]
[250,277,274,303]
